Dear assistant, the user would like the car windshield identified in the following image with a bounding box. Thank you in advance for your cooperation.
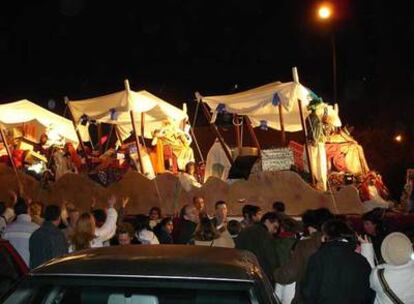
[2,276,258,304]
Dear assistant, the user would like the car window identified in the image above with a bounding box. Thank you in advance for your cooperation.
[2,278,255,304]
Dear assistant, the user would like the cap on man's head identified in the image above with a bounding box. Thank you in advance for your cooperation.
[381,232,413,266]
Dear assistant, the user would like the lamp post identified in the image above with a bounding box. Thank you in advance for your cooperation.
[317,3,337,103]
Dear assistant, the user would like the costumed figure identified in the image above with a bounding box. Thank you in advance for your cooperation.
[359,171,393,211]
[51,143,79,181]
[306,96,329,191]
[152,119,194,172]
[204,138,232,182]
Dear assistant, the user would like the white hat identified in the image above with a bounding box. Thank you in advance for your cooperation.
[381,232,413,266]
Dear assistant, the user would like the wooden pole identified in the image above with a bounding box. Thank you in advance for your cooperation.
[233,114,242,153]
[125,79,145,173]
[114,126,123,145]
[97,123,103,154]
[244,116,261,152]
[0,126,18,175]
[0,125,24,194]
[189,127,204,163]
[200,101,233,165]
[65,97,92,170]
[278,103,286,146]
[298,99,315,186]
[141,112,145,139]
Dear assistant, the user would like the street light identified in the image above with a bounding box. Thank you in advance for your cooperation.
[317,3,337,103]
[318,6,332,19]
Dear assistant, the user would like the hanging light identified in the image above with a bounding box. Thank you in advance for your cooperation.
[80,114,89,126]
[260,120,268,131]
[110,108,118,121]
[272,93,281,106]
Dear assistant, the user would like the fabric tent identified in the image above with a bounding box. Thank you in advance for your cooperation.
[200,81,313,132]
[68,90,188,139]
[0,100,89,144]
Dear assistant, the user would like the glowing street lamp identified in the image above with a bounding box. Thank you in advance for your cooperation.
[318,6,332,20]
[394,134,403,143]
[316,3,337,103]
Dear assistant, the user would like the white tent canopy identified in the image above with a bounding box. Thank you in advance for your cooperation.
[0,99,89,144]
[68,90,188,139]
[200,81,313,132]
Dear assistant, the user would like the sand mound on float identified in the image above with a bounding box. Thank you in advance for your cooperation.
[0,164,363,215]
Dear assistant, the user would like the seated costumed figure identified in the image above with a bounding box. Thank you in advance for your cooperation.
[152,119,194,172]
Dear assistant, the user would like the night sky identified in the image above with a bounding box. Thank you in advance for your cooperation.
[1,0,413,197]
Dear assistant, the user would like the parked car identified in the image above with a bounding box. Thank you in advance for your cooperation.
[0,239,29,298]
[0,245,279,304]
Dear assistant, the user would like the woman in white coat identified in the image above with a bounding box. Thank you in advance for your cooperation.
[69,196,118,252]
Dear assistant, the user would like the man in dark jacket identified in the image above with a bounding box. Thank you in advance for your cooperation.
[235,212,280,284]
[173,204,199,244]
[29,205,68,268]
[302,219,373,304]
[273,208,334,304]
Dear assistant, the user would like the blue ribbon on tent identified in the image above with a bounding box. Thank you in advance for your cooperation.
[216,103,227,113]
[260,120,268,131]
[80,114,89,126]
[109,108,118,121]
[272,93,281,106]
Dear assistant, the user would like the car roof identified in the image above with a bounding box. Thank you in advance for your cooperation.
[30,245,263,283]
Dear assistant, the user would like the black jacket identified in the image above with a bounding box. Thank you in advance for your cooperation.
[155,227,173,244]
[174,219,197,244]
[235,223,280,284]
[303,240,373,304]
[29,221,68,269]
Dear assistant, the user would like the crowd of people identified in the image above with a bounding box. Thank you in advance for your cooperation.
[1,191,413,304]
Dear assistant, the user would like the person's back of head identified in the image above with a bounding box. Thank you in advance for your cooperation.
[14,198,28,216]
[135,214,151,232]
[92,209,107,228]
[71,212,95,251]
[227,220,242,237]
[44,205,61,223]
[273,201,285,213]
[322,219,355,243]
[260,212,280,234]
[195,216,220,241]
[302,208,334,232]
[242,204,261,221]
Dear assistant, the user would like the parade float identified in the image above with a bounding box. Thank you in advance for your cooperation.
[0,71,392,215]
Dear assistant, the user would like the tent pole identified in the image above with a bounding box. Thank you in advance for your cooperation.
[200,101,233,165]
[189,127,204,163]
[65,97,92,170]
[129,111,145,173]
[278,103,286,146]
[298,99,316,186]
[141,112,145,140]
[105,124,114,152]
[114,126,123,145]
[124,79,145,173]
[0,126,19,176]
[244,116,261,152]
[97,123,103,154]
[233,114,242,153]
